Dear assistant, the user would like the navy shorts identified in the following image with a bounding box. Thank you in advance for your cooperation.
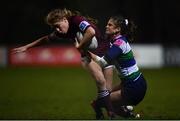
[120,74,147,106]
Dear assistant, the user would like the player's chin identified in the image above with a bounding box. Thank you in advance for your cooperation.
[105,30,110,34]
[57,30,67,34]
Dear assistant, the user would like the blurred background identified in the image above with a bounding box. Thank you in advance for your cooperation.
[0,0,180,45]
[0,0,180,67]
[0,0,180,120]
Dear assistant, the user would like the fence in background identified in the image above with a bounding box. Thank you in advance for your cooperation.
[0,44,179,68]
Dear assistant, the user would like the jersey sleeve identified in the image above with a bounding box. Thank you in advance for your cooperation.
[104,39,124,64]
[73,16,91,32]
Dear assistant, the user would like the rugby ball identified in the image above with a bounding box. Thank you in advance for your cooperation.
[76,32,98,50]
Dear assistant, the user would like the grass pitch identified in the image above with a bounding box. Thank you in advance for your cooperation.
[0,66,180,119]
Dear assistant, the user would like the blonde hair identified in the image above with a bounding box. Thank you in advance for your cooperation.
[46,8,79,26]
[46,8,97,26]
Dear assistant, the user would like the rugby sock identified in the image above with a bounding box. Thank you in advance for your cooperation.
[97,90,114,113]
[98,90,109,98]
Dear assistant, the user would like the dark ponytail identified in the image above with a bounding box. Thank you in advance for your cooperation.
[110,15,137,41]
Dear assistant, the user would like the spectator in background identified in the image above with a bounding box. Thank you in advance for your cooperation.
[12,8,115,119]
[86,15,147,118]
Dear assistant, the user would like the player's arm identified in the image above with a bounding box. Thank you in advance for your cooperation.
[12,35,49,53]
[89,51,109,68]
[76,26,95,50]
[89,44,122,68]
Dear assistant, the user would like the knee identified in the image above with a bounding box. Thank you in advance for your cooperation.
[96,78,106,86]
[93,73,106,86]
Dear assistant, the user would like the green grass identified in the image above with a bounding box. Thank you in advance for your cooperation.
[0,67,180,119]
[136,67,180,119]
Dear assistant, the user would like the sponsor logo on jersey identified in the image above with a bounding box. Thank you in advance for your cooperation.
[79,21,90,31]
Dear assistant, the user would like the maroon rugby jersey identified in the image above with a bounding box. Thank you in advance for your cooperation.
[48,16,110,56]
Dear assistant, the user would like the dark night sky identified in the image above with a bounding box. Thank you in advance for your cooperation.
[1,0,180,46]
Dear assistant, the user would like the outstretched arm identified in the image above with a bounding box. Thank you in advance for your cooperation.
[12,35,49,53]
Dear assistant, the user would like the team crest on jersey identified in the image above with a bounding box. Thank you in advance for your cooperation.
[79,21,90,31]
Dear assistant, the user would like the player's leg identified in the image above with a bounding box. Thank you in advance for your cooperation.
[82,60,115,119]
[110,90,137,118]
[81,60,106,90]
[103,65,114,91]
[110,76,147,119]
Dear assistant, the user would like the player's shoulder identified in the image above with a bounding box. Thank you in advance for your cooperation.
[71,15,86,22]
[113,36,128,46]
[113,38,126,46]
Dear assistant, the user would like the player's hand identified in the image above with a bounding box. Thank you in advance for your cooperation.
[74,39,80,49]
[88,51,95,59]
[12,46,28,54]
[74,39,83,52]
